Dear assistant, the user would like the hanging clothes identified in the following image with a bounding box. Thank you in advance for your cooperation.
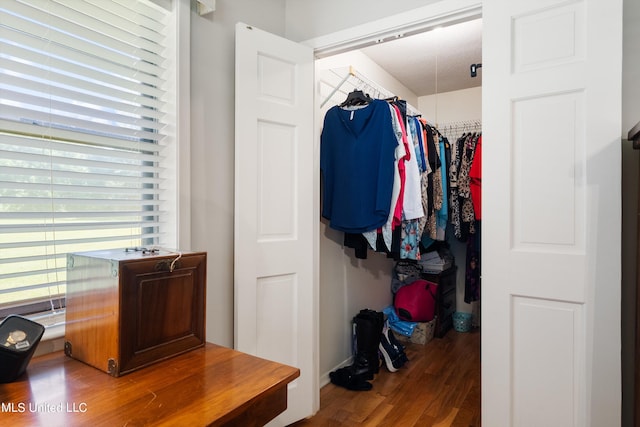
[362,102,409,253]
[469,134,482,220]
[393,99,423,261]
[450,133,479,241]
[466,134,481,303]
[394,102,423,221]
[464,223,481,303]
[448,134,462,239]
[417,120,442,245]
[321,85,482,263]
[458,133,478,238]
[320,99,398,233]
[389,103,408,228]
[410,117,430,243]
[435,134,450,240]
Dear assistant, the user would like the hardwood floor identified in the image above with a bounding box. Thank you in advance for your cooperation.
[291,329,481,427]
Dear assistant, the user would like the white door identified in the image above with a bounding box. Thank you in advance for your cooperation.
[482,0,622,426]
[234,23,317,425]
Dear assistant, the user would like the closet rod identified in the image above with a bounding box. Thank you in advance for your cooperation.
[438,119,482,129]
[437,119,482,137]
[320,66,421,116]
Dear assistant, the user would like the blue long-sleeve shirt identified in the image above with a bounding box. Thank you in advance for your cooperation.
[320,100,397,233]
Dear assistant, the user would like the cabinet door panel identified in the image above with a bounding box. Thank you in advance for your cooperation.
[120,254,206,374]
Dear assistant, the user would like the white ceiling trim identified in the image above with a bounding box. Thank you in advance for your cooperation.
[302,0,482,58]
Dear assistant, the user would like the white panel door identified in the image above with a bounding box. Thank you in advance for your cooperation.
[482,0,622,426]
[234,23,317,425]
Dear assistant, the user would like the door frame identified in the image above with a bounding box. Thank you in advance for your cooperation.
[303,0,482,387]
[301,0,482,402]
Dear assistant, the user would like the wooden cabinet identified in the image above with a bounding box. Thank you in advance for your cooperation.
[422,266,457,338]
[64,249,206,376]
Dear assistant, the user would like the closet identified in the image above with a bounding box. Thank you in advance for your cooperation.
[315,18,482,384]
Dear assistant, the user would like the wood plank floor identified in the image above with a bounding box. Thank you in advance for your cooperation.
[290,329,481,427]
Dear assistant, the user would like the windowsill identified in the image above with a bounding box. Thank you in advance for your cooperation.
[24,311,67,357]
[42,322,65,340]
[34,329,66,357]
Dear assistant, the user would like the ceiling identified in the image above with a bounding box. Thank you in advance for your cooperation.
[359,18,483,97]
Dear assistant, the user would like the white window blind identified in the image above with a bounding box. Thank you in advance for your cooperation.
[0,0,173,316]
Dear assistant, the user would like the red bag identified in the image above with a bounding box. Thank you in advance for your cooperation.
[394,279,437,322]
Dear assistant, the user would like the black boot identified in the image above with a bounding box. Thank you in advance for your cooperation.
[352,309,384,378]
[329,365,372,391]
[329,309,384,391]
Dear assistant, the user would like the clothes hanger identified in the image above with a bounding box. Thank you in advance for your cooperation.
[340,89,373,107]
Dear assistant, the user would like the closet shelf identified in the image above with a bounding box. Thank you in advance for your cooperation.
[628,120,640,149]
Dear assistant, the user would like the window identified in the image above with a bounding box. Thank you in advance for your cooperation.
[0,0,179,320]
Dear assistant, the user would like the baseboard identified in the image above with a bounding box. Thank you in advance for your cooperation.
[320,356,353,387]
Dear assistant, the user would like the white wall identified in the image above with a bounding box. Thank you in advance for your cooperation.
[418,86,481,124]
[190,0,286,347]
